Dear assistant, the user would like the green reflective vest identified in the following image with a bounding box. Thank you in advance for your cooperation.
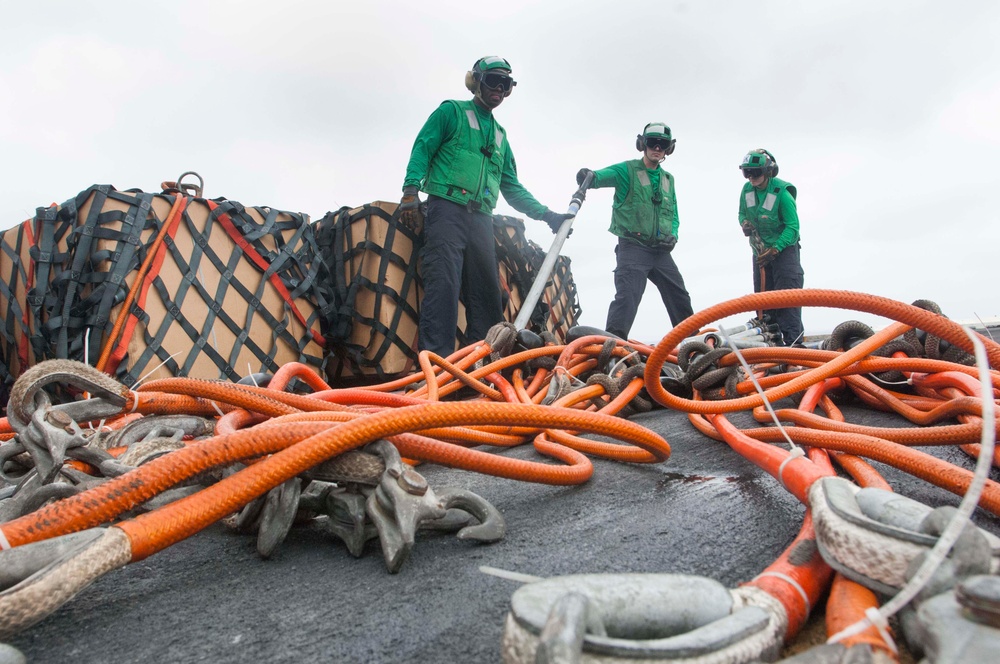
[423,100,507,212]
[608,160,675,246]
[739,177,798,249]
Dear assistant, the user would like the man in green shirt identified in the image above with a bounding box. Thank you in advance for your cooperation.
[575,123,694,340]
[399,56,573,357]
[738,148,804,346]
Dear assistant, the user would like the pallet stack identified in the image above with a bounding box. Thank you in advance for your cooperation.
[0,184,583,401]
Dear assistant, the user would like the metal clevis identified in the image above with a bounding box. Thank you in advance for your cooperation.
[810,476,1000,662]
[235,439,506,573]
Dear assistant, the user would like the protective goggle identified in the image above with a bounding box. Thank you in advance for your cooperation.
[742,168,764,179]
[645,138,672,151]
[481,72,515,92]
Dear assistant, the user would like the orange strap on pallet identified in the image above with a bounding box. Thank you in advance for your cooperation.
[205,199,325,347]
[96,195,188,374]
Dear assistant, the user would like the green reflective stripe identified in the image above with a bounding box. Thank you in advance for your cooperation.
[745,191,756,208]
[661,173,671,195]
[465,109,480,131]
[636,170,651,187]
[763,192,777,211]
[494,127,502,147]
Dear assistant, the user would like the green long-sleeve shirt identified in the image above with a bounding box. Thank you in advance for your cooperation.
[402,101,549,219]
[591,160,680,239]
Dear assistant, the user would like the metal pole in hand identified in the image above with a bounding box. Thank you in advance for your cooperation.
[513,172,594,330]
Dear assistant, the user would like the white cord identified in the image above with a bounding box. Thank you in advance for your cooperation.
[717,327,798,451]
[778,447,807,491]
[974,313,996,342]
[130,351,183,390]
[609,351,640,378]
[478,565,544,584]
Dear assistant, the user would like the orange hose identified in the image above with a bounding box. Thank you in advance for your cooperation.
[646,289,1000,408]
[826,574,897,657]
[745,511,833,640]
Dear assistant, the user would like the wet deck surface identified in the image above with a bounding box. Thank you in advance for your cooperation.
[8,400,1000,663]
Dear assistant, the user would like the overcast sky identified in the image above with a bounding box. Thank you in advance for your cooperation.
[2,1,998,345]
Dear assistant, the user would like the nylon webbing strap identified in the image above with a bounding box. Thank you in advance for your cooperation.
[69,187,151,362]
[330,204,422,382]
[0,221,31,389]
[27,203,74,364]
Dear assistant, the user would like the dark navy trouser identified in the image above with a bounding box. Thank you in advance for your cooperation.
[605,238,694,340]
[418,196,502,356]
[752,242,805,345]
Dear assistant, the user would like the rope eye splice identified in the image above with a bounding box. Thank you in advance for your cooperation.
[501,573,783,663]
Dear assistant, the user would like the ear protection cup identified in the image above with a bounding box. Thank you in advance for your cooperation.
[465,70,477,94]
[664,139,676,156]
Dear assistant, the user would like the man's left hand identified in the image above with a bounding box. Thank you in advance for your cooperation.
[543,210,574,235]
[756,247,779,266]
[661,235,677,252]
[399,186,422,231]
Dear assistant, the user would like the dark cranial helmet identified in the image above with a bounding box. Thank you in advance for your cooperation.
[740,149,779,178]
[464,56,517,97]
[636,122,675,154]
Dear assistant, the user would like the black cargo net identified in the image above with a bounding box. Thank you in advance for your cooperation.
[317,209,583,385]
[114,198,333,387]
[0,185,334,394]
[494,216,582,341]
[319,204,423,383]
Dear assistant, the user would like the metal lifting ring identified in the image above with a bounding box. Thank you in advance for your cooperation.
[175,171,204,198]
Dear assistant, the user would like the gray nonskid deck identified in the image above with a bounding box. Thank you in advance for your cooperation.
[8,401,999,663]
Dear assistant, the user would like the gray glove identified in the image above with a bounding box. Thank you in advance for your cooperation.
[756,247,778,266]
[542,210,574,235]
[399,186,421,230]
[661,235,677,252]
[576,168,595,188]
[741,221,754,237]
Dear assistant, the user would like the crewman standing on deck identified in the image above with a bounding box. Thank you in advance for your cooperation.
[737,148,805,346]
[398,56,574,357]
[575,122,695,340]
